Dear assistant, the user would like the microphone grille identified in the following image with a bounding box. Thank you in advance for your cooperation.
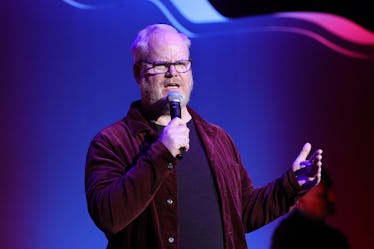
[167,91,183,102]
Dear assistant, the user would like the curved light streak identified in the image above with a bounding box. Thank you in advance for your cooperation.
[264,26,372,59]
[62,0,374,59]
[147,1,373,59]
[147,0,198,38]
[62,0,122,9]
[275,12,374,46]
[169,0,228,23]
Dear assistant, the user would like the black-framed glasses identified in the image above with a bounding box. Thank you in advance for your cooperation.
[139,59,192,74]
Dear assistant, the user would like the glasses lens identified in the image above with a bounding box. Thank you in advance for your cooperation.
[153,63,169,73]
[142,60,191,74]
[174,60,191,73]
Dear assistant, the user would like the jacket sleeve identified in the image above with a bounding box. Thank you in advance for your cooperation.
[241,166,305,232]
[215,128,305,232]
[84,127,176,236]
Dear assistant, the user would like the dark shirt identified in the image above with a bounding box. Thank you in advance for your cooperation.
[271,209,351,249]
[153,120,225,249]
[85,100,306,249]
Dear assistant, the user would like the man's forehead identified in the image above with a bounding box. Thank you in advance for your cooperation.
[149,30,185,44]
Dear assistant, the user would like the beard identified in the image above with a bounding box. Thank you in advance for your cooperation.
[139,77,193,118]
[140,83,170,119]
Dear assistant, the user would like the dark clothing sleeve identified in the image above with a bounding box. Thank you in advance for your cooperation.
[85,102,178,240]
[85,130,173,236]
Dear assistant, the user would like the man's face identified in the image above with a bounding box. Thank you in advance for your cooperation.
[135,31,193,113]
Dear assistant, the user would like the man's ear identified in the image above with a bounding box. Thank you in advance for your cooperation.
[133,63,141,84]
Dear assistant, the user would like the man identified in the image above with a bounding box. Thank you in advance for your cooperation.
[85,23,323,249]
[270,168,350,249]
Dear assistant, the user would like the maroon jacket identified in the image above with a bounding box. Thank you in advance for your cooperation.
[85,101,305,249]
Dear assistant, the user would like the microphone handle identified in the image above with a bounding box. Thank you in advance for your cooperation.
[176,148,185,160]
[169,101,184,159]
[169,101,181,119]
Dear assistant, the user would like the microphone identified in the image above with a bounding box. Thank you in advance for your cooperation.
[167,91,185,159]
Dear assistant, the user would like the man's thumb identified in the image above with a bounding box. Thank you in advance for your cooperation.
[297,142,311,161]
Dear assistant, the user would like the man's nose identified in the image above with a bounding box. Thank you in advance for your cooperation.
[166,64,178,77]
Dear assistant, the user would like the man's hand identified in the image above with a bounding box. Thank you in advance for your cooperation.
[292,142,323,190]
[159,117,190,158]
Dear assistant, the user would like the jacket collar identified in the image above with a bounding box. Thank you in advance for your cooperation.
[125,100,218,138]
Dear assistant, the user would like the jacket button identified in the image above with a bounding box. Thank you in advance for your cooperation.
[168,236,175,243]
[166,199,173,205]
[167,163,174,169]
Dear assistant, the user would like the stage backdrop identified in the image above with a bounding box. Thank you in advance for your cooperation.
[2,1,374,249]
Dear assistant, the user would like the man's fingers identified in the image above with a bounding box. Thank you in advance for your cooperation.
[300,149,322,165]
[294,143,323,189]
[301,178,318,190]
[168,117,184,126]
[309,149,323,161]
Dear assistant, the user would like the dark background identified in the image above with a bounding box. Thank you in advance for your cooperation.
[208,0,374,32]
